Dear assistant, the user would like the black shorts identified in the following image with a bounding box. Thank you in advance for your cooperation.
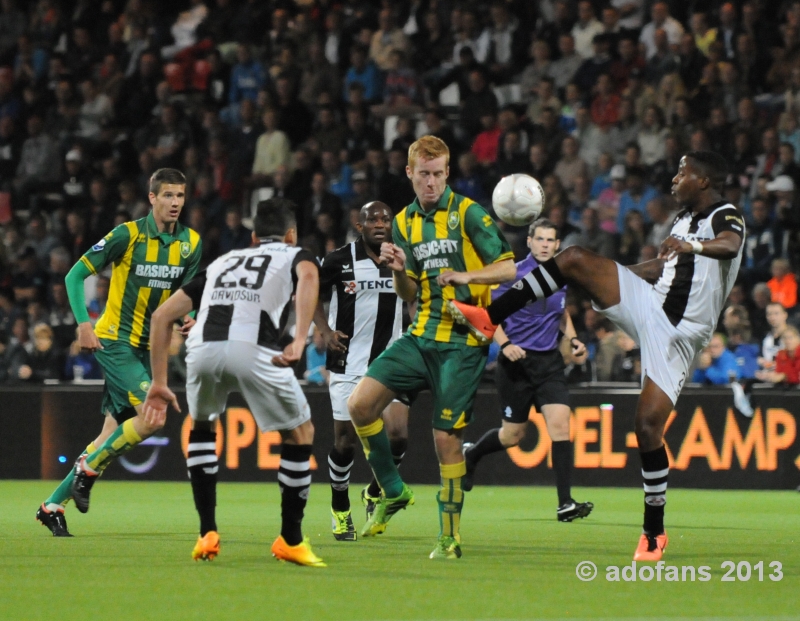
[494,348,569,424]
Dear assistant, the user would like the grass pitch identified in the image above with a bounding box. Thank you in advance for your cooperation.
[0,481,797,621]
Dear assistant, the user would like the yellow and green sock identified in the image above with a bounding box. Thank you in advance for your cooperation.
[44,442,97,510]
[84,419,143,474]
[355,419,403,498]
[437,461,466,541]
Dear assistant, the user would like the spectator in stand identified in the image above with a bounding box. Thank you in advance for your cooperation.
[343,106,381,166]
[637,104,669,166]
[369,8,409,72]
[610,36,645,92]
[526,76,561,128]
[548,34,583,93]
[766,258,797,311]
[750,128,781,198]
[645,28,679,87]
[528,142,554,181]
[645,196,678,247]
[302,170,344,242]
[218,207,252,256]
[11,246,46,304]
[25,214,59,266]
[563,206,616,259]
[304,327,328,385]
[422,108,457,155]
[519,39,552,101]
[596,163,626,232]
[572,104,611,171]
[590,73,620,129]
[343,44,382,104]
[640,2,684,60]
[9,322,61,383]
[229,43,267,108]
[728,324,760,381]
[742,198,778,285]
[590,152,614,198]
[250,107,290,186]
[692,333,739,384]
[13,114,60,210]
[756,326,800,385]
[775,143,800,186]
[761,302,790,368]
[573,33,613,96]
[482,2,525,83]
[453,151,489,206]
[494,129,528,181]
[617,209,646,266]
[554,135,589,198]
[530,106,567,163]
[274,74,312,148]
[617,165,658,231]
[565,175,592,227]
[471,113,501,168]
[572,1,604,60]
[460,68,498,142]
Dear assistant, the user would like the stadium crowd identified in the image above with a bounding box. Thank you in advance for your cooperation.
[0,0,799,387]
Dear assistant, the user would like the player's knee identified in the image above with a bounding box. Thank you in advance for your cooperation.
[500,424,525,447]
[284,419,314,445]
[347,392,376,425]
[557,245,585,274]
[635,413,664,449]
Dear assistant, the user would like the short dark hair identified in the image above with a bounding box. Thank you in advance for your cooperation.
[253,197,297,238]
[529,217,559,238]
[149,168,186,195]
[685,150,729,191]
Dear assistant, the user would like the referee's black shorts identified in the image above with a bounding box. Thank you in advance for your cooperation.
[495,348,569,424]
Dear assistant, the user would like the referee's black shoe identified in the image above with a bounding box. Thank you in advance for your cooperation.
[462,442,477,492]
[557,500,594,522]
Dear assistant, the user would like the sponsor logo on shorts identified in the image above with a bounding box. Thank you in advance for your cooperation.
[504,406,513,418]
[139,381,151,392]
[441,408,453,420]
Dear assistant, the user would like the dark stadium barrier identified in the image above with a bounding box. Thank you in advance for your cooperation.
[1,385,798,489]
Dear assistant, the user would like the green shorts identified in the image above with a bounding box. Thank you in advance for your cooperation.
[94,339,152,423]
[366,334,488,430]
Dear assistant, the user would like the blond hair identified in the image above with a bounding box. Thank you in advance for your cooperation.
[408,135,450,170]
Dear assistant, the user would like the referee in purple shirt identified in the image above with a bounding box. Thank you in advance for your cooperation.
[463,218,595,522]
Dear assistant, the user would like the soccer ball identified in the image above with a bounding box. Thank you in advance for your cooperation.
[491,174,545,226]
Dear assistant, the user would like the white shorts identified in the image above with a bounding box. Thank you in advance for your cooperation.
[186,341,311,431]
[329,373,407,422]
[594,263,707,405]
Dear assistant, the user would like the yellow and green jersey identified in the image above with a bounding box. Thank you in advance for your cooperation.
[80,213,202,349]
[393,186,513,347]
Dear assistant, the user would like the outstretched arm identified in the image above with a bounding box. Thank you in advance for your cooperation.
[659,231,743,261]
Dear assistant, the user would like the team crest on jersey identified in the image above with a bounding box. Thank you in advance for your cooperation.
[180,242,191,258]
[448,211,460,230]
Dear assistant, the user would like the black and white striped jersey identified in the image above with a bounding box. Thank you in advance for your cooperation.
[320,238,403,375]
[653,201,744,339]
[184,240,318,351]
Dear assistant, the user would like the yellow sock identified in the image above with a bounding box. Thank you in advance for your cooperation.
[438,461,466,541]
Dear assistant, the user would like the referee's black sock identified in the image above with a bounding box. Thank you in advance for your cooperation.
[640,446,669,535]
[187,429,218,536]
[466,428,504,464]
[488,257,566,325]
[366,438,407,498]
[328,446,354,512]
[552,440,573,506]
[279,443,313,546]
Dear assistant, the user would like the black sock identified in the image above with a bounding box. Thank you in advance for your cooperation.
[551,440,573,506]
[279,443,313,546]
[328,446,354,512]
[367,438,408,497]
[488,257,566,325]
[466,428,505,464]
[640,446,669,536]
[187,429,218,536]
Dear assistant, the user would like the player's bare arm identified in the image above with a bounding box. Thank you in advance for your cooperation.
[659,230,742,261]
[559,311,587,363]
[313,300,348,353]
[381,242,418,302]
[628,258,666,283]
[143,289,194,418]
[436,258,516,286]
[274,260,319,367]
[494,324,526,361]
